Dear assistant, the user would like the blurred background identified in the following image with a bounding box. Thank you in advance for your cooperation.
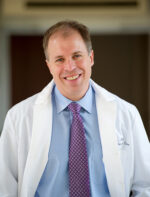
[0,0,150,138]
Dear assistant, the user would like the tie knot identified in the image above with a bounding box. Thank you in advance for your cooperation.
[68,102,81,114]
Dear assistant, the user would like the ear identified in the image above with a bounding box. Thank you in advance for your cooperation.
[46,59,53,75]
[90,50,94,67]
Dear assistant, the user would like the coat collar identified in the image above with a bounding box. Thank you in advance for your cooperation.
[35,80,55,105]
[90,79,116,102]
[35,79,116,105]
[21,79,126,197]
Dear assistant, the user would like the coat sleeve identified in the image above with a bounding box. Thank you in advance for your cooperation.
[0,110,18,197]
[131,106,150,196]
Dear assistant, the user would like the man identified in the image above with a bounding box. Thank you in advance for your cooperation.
[0,20,150,197]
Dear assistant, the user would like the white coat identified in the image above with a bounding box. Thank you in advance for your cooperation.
[0,80,150,197]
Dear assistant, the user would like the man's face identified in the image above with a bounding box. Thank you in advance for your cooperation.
[46,30,94,101]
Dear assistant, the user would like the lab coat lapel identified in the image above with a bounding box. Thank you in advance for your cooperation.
[92,81,126,197]
[21,82,54,197]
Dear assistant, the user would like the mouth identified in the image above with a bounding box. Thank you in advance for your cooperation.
[64,74,81,81]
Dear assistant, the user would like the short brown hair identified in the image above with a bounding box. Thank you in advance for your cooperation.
[43,20,92,59]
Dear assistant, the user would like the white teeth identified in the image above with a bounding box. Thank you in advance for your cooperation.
[66,75,79,80]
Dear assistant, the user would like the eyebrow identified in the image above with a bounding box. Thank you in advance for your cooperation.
[73,51,82,54]
[54,51,82,60]
[54,55,64,60]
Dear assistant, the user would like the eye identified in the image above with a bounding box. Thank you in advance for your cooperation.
[55,58,64,63]
[73,54,81,59]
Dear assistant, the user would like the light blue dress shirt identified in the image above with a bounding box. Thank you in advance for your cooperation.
[35,83,110,197]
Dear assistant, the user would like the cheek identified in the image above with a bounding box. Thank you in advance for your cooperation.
[77,59,87,69]
[80,60,92,72]
[51,67,63,80]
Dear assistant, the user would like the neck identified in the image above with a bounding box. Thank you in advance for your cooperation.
[62,86,89,101]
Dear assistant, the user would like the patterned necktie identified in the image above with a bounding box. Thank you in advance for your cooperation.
[68,102,91,197]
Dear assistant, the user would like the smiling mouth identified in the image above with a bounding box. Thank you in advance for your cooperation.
[64,74,81,81]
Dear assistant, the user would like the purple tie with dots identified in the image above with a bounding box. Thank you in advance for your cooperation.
[68,102,91,197]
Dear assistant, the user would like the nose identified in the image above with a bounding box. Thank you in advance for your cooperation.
[64,58,76,71]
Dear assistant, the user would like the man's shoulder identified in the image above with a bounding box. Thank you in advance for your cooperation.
[91,79,136,113]
[8,93,39,118]
[8,81,54,116]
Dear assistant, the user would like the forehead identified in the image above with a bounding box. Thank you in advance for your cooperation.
[50,28,82,40]
[47,30,87,55]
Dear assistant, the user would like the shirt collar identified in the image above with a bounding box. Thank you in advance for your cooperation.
[54,83,94,114]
